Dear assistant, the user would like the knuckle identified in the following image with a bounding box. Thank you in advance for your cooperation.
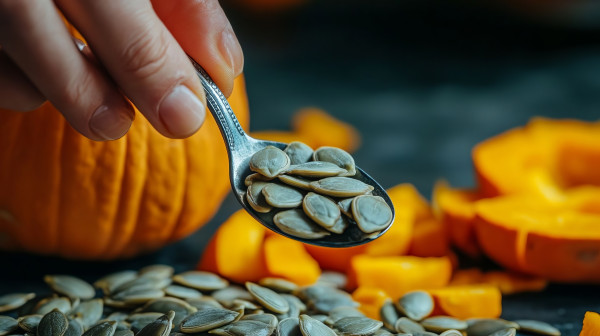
[120,29,170,80]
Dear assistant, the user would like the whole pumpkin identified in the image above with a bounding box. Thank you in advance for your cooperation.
[0,76,249,259]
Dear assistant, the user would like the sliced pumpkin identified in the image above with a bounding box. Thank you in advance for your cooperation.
[429,285,502,319]
[449,268,484,286]
[408,218,449,258]
[351,286,390,320]
[433,181,483,257]
[474,191,600,282]
[198,210,268,283]
[263,235,320,286]
[348,255,452,299]
[580,311,600,336]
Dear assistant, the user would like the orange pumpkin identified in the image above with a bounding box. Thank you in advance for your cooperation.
[0,76,250,259]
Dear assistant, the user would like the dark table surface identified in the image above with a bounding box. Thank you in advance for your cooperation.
[2,1,600,334]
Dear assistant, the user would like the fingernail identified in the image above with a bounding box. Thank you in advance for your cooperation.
[219,28,244,77]
[90,103,134,140]
[159,85,205,137]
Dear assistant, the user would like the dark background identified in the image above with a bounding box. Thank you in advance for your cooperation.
[2,0,600,334]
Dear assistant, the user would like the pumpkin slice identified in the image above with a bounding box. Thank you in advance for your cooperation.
[580,312,600,336]
[351,287,390,320]
[198,210,268,283]
[449,268,484,286]
[348,255,452,299]
[429,285,502,319]
[475,192,600,282]
[263,235,320,286]
[387,184,432,222]
[473,118,600,198]
[433,181,483,257]
[408,218,449,258]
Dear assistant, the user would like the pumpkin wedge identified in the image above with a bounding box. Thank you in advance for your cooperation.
[475,191,600,282]
[263,235,320,286]
[580,312,600,336]
[351,286,390,320]
[429,285,502,319]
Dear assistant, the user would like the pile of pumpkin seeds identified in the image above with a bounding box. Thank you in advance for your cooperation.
[0,265,561,336]
[246,142,393,239]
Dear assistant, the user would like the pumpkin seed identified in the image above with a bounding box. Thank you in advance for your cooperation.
[112,287,165,305]
[246,282,289,314]
[488,328,517,336]
[35,297,71,315]
[139,265,175,279]
[37,309,68,336]
[262,183,305,208]
[309,290,358,314]
[0,293,35,313]
[64,318,85,336]
[128,313,165,333]
[327,306,364,324]
[209,319,274,336]
[211,286,254,308]
[246,182,273,213]
[138,298,197,329]
[0,316,18,336]
[276,295,303,320]
[185,297,223,310]
[274,209,331,239]
[231,299,259,311]
[298,314,336,336]
[337,198,354,218]
[44,275,96,300]
[514,320,560,336]
[172,272,228,291]
[313,146,356,177]
[379,299,399,330]
[277,317,302,336]
[103,298,135,309]
[395,290,434,321]
[316,272,347,289]
[242,314,278,330]
[302,192,341,229]
[466,319,520,336]
[373,330,396,336]
[332,316,383,336]
[394,317,425,334]
[258,278,298,293]
[94,271,138,295]
[309,315,329,323]
[245,173,274,186]
[250,146,290,178]
[421,317,468,333]
[107,312,129,322]
[70,299,103,329]
[326,216,349,234]
[179,308,239,333]
[310,177,373,197]
[112,275,171,295]
[164,286,203,300]
[286,162,347,178]
[114,330,134,336]
[17,315,42,333]
[278,175,312,191]
[285,142,314,165]
[135,311,175,336]
[84,321,118,336]
[351,195,393,233]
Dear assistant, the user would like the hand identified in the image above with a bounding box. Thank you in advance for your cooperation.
[0,0,244,140]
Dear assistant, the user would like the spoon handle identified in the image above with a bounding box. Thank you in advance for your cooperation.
[189,57,251,153]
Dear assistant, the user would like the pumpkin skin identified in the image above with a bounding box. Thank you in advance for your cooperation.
[0,76,249,259]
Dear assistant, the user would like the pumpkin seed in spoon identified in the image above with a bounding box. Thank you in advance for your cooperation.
[337,198,354,218]
[247,181,273,213]
[278,175,312,190]
[285,142,314,165]
[326,216,349,234]
[352,195,393,233]
[262,184,304,208]
[313,146,356,177]
[310,177,373,197]
[249,146,290,178]
[274,209,331,239]
[286,162,347,178]
[245,173,274,186]
[302,192,341,229]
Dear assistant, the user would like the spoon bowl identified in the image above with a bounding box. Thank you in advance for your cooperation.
[191,57,394,247]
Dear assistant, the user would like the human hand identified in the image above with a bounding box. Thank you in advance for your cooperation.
[0,0,243,140]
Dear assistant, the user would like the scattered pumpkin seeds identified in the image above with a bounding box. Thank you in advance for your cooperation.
[163,286,202,300]
[466,319,520,336]
[489,328,517,336]
[0,294,35,313]
[82,321,117,336]
[180,308,239,333]
[0,316,18,336]
[380,299,399,330]
[332,316,383,336]
[514,320,560,336]
[276,317,302,336]
[173,272,228,291]
[258,278,298,293]
[246,282,289,314]
[421,316,468,333]
[395,317,426,334]
[299,314,336,336]
[37,309,68,336]
[396,290,434,321]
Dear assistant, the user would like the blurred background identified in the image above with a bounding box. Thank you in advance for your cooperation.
[3,0,600,332]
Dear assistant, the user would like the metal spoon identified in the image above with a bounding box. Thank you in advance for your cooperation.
[191,58,394,247]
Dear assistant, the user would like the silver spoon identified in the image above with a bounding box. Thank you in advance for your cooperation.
[191,58,394,247]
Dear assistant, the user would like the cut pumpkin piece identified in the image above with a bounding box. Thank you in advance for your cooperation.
[480,271,547,294]
[351,286,390,320]
[580,311,600,336]
[433,181,483,257]
[429,285,502,319]
[408,218,449,257]
[263,235,320,286]
[449,268,484,286]
[473,118,600,198]
[251,107,361,153]
[387,183,432,222]
[198,210,268,283]
[475,192,600,282]
[348,255,452,299]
